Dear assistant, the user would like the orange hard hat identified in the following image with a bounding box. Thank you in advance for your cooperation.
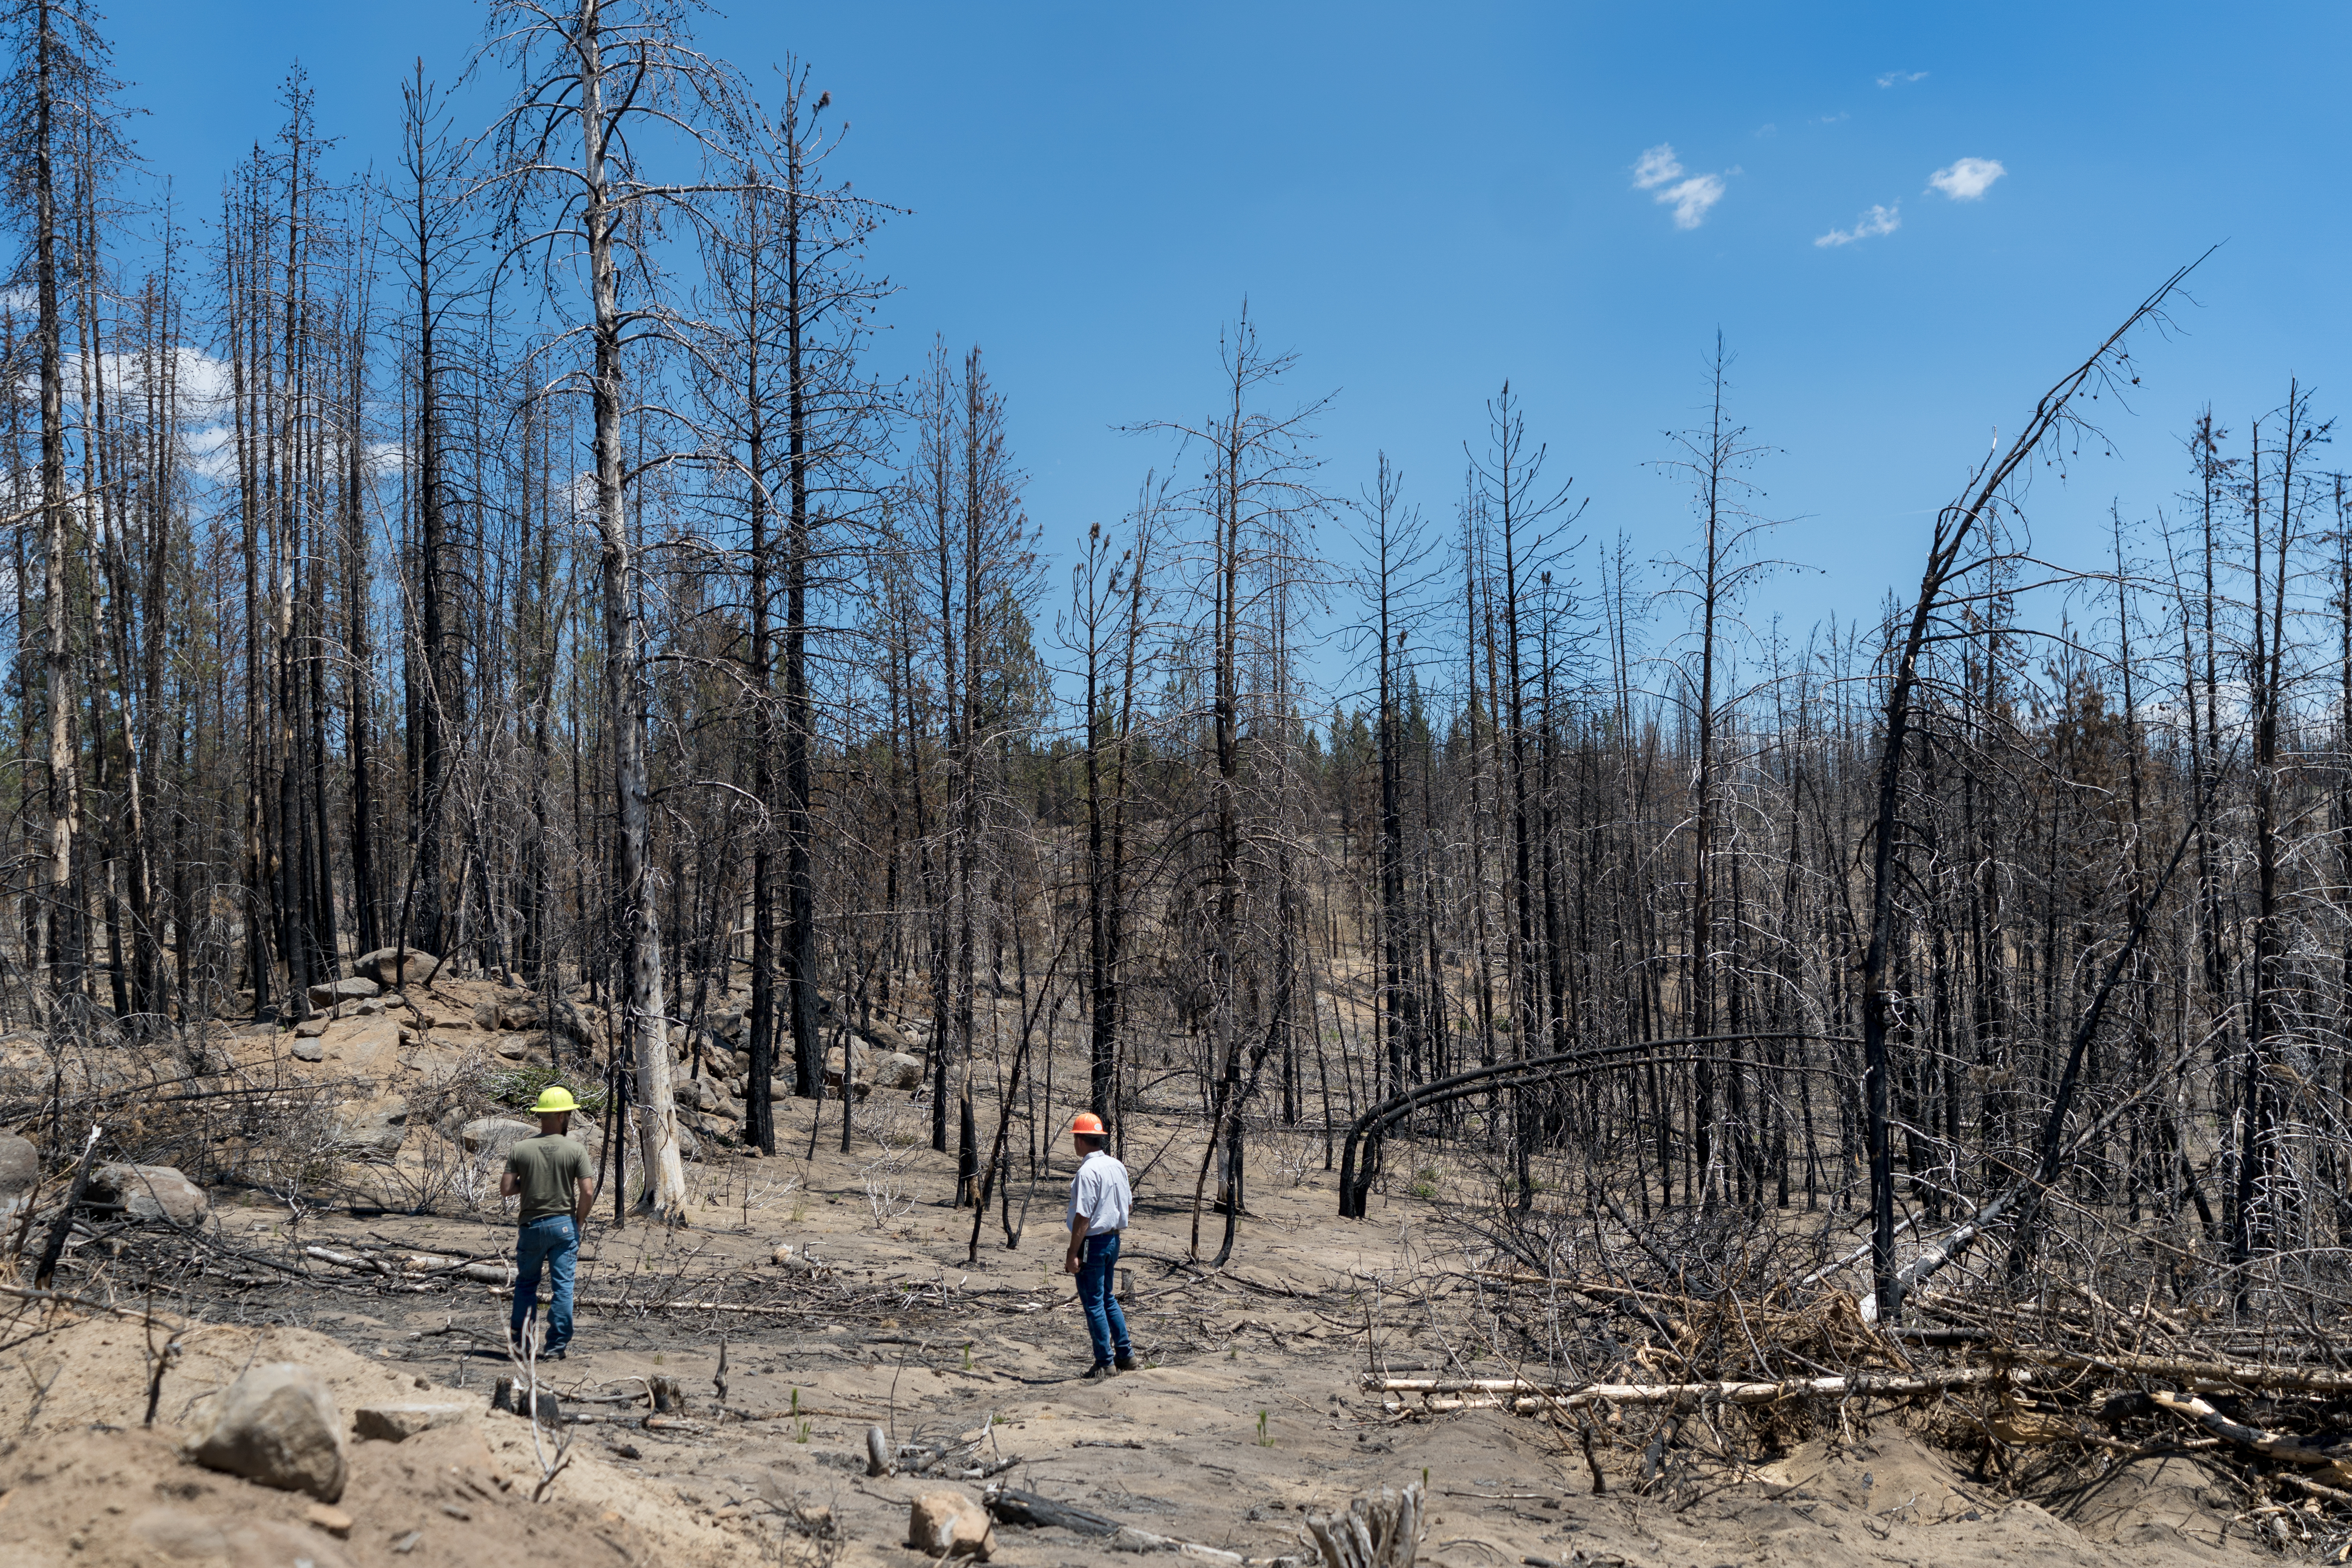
[1071,1112,1107,1137]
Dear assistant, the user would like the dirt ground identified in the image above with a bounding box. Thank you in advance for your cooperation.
[0,982,2287,1567]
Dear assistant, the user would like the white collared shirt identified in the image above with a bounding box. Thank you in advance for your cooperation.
[1067,1149,1133,1234]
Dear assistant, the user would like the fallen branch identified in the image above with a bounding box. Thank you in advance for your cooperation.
[304,1244,514,1285]
[983,1485,1247,1561]
[2034,1351,2352,1397]
[1373,1367,2020,1412]
[487,1289,806,1318]
[2151,1390,2352,1484]
[0,1283,194,1328]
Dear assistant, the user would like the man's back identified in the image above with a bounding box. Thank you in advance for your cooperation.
[508,1133,590,1222]
[1068,1149,1132,1233]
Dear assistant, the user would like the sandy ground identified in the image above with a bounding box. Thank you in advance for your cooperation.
[0,984,2288,1567]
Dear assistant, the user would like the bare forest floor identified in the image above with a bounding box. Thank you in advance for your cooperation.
[0,976,2287,1568]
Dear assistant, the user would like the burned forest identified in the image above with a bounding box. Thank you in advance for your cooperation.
[3,4,2351,1566]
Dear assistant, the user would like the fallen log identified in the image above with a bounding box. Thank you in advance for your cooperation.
[982,1485,1252,1562]
[2038,1351,2352,1396]
[982,1486,1120,1535]
[2151,1390,2352,1484]
[487,1289,808,1318]
[1371,1367,2017,1408]
[303,1244,513,1285]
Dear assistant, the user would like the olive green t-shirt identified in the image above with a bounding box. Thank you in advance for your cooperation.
[506,1133,592,1223]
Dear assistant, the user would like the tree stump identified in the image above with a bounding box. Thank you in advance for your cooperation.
[1305,1483,1423,1568]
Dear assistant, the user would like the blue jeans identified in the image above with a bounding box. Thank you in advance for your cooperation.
[1076,1231,1129,1368]
[511,1215,578,1356]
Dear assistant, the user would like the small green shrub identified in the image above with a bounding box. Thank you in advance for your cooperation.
[481,1064,608,1114]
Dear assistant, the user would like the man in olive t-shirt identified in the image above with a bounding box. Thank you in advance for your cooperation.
[501,1085,597,1359]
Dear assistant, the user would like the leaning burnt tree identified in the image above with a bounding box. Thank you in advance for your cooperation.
[1855,258,2205,1319]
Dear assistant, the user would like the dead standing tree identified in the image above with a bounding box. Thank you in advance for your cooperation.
[0,0,126,1024]
[693,64,892,1152]
[1134,308,1331,1265]
[481,0,756,1220]
[1649,334,1788,1210]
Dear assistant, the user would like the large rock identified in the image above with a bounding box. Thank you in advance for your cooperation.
[494,1030,545,1062]
[326,1016,405,1076]
[333,1098,410,1157]
[675,1076,736,1117]
[354,1401,475,1442]
[0,1132,36,1219]
[88,1163,208,1225]
[355,946,441,987]
[188,1362,347,1502]
[870,1051,924,1091]
[460,1117,538,1156]
[290,1037,325,1062]
[307,976,380,1008]
[908,1490,995,1559]
[852,1014,918,1054]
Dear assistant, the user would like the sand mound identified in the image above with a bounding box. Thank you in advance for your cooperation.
[0,1315,759,1568]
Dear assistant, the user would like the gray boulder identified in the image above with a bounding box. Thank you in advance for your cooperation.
[460,1117,538,1156]
[188,1362,346,1502]
[88,1163,208,1225]
[290,1037,325,1063]
[353,1401,474,1442]
[870,1051,925,1091]
[675,1076,737,1117]
[333,1098,409,1157]
[0,1132,36,1219]
[355,946,441,987]
[493,1032,542,1062]
[853,1014,918,1054]
[306,976,379,1008]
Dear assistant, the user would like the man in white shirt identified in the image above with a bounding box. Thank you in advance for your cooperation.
[1063,1111,1136,1380]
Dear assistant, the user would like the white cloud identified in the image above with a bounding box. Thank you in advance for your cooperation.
[1877,70,1927,87]
[184,422,235,485]
[1928,156,2005,200]
[1660,174,1727,229]
[1631,144,1683,190]
[1632,144,1730,229]
[1815,203,1901,248]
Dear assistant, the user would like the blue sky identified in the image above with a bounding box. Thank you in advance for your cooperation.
[103,1,2352,682]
